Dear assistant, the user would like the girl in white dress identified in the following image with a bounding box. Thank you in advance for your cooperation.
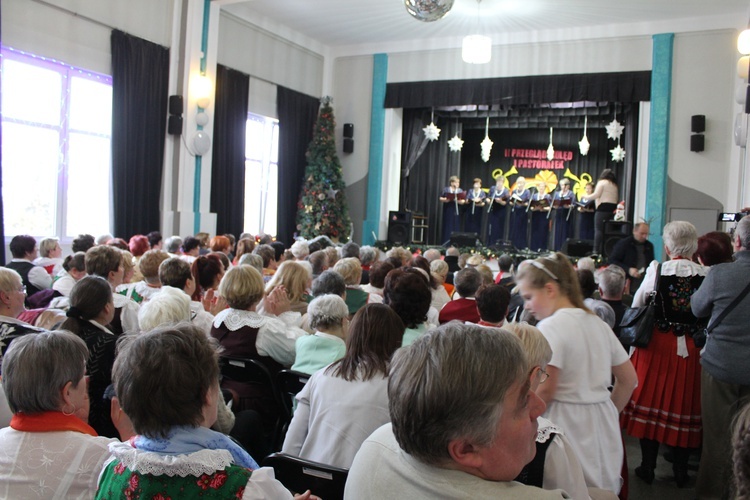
[515,252,638,495]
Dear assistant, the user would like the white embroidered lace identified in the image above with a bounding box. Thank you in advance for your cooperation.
[108,442,234,477]
[213,309,267,331]
[536,422,562,443]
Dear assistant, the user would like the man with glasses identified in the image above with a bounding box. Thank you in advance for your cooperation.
[608,222,654,293]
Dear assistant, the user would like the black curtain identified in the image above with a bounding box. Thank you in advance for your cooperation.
[110,30,169,239]
[400,108,431,209]
[385,71,651,108]
[211,65,249,237]
[276,86,319,245]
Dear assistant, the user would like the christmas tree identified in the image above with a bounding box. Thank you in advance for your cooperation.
[295,97,351,242]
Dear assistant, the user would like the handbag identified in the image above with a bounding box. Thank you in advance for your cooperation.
[618,263,662,348]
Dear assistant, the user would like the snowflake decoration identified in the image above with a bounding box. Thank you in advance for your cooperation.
[605,119,624,140]
[579,135,590,156]
[448,134,464,152]
[610,144,626,162]
[326,188,339,199]
[423,122,441,141]
[547,143,555,161]
[481,135,493,162]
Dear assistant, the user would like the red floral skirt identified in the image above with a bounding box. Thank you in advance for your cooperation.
[620,327,702,448]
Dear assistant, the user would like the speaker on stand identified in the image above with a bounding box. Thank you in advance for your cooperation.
[602,221,632,258]
[387,211,411,245]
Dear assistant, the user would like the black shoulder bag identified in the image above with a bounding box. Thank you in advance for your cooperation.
[619,263,661,348]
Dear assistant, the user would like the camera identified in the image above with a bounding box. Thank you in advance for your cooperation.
[719,212,745,223]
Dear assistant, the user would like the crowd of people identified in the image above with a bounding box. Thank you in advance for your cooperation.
[0,218,749,499]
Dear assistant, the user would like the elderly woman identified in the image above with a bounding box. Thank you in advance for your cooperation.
[334,257,382,316]
[95,324,314,499]
[0,268,45,363]
[430,259,454,297]
[291,295,349,375]
[621,221,708,487]
[0,330,117,498]
[33,237,64,277]
[128,235,150,283]
[516,252,637,494]
[261,260,312,315]
[116,249,170,304]
[211,265,305,422]
[283,303,404,468]
[360,260,393,298]
[60,276,117,438]
[695,230,734,266]
[383,268,432,347]
[233,237,257,266]
[504,322,591,499]
[52,252,87,297]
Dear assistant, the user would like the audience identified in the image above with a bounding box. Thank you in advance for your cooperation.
[290,240,310,261]
[0,268,45,362]
[72,233,96,253]
[308,250,328,278]
[291,294,349,375]
[475,283,511,328]
[158,257,216,333]
[85,245,140,335]
[334,257,382,316]
[33,237,63,277]
[190,254,224,304]
[597,266,628,340]
[116,249,169,304]
[53,252,87,297]
[283,303,403,469]
[345,323,564,499]
[164,235,182,255]
[429,259,454,297]
[438,267,482,324]
[360,260,393,298]
[383,268,432,347]
[0,331,117,498]
[695,230,734,266]
[7,235,52,302]
[261,260,312,315]
[577,269,616,329]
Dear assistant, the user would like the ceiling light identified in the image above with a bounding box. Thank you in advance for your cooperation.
[462,0,491,64]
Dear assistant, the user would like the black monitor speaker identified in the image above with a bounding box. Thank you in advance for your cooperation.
[450,232,479,247]
[387,211,411,245]
[562,238,593,257]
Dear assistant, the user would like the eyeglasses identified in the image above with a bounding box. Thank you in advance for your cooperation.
[17,285,26,294]
[537,367,550,384]
[529,260,559,281]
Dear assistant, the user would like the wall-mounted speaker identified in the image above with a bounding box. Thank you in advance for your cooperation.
[691,115,705,133]
[343,138,354,154]
[169,95,184,116]
[387,211,411,245]
[167,95,183,136]
[691,134,705,152]
[343,123,354,138]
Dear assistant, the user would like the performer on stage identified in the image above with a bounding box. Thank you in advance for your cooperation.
[439,175,466,244]
[486,176,509,245]
[586,169,619,254]
[464,178,486,237]
[577,182,596,241]
[508,177,531,250]
[552,178,575,251]
[529,180,552,251]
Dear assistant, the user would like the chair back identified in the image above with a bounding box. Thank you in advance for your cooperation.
[262,452,348,500]
[277,369,311,420]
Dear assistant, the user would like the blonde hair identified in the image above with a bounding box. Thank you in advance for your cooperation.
[333,257,363,286]
[265,260,311,303]
[219,265,264,310]
[0,268,22,294]
[138,250,170,284]
[516,252,590,312]
[39,238,59,258]
[503,322,552,368]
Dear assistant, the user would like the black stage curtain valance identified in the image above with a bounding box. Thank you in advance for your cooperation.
[385,71,651,108]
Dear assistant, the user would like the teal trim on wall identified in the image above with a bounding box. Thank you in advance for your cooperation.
[647,33,674,260]
[363,53,388,245]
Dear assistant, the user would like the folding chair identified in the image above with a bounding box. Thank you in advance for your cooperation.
[262,452,348,500]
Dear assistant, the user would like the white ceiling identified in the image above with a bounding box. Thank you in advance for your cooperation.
[221,0,749,54]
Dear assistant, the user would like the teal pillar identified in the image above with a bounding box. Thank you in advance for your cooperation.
[647,33,674,261]
[363,53,388,245]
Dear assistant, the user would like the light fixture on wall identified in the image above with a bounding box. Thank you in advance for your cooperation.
[193,74,213,109]
[462,0,491,64]
[191,73,213,157]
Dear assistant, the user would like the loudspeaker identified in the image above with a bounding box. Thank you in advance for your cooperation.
[387,211,411,245]
[691,115,705,133]
[167,115,183,135]
[562,238,593,258]
[343,138,354,154]
[450,232,479,247]
[343,123,354,138]
[603,221,632,258]
[169,95,184,115]
[691,134,705,152]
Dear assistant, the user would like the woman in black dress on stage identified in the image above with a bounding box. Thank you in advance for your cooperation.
[487,176,510,245]
[552,178,575,251]
[577,182,596,241]
[509,177,531,250]
[529,180,552,252]
[439,175,465,244]
[464,178,486,237]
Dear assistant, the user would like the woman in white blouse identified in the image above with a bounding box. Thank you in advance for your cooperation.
[282,303,405,468]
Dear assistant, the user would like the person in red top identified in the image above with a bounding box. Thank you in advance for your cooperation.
[438,267,482,324]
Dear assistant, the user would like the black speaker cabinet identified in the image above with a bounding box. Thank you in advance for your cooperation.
[691,115,705,133]
[167,115,183,136]
[387,211,411,245]
[343,123,354,138]
[691,134,705,152]
[343,138,354,154]
[450,232,479,247]
[603,221,632,258]
[562,238,593,257]
[169,95,184,116]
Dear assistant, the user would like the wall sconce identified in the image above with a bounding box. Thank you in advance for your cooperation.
[193,74,212,109]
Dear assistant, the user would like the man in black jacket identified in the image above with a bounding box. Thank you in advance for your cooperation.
[608,222,654,292]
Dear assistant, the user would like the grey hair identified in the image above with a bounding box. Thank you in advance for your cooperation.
[2,330,88,414]
[430,259,448,277]
[308,294,349,330]
[0,268,22,294]
[291,240,310,259]
[96,233,114,245]
[388,322,528,466]
[584,298,616,329]
[663,221,698,258]
[423,249,442,263]
[341,241,361,259]
[503,322,552,368]
[333,257,362,286]
[239,253,264,273]
[454,267,482,298]
[598,266,626,298]
[737,215,750,250]
[138,286,191,331]
[576,256,595,273]
[165,236,183,254]
[359,246,377,266]
[39,237,59,258]
[311,270,346,298]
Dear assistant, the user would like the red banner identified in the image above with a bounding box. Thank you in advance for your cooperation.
[503,148,573,170]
